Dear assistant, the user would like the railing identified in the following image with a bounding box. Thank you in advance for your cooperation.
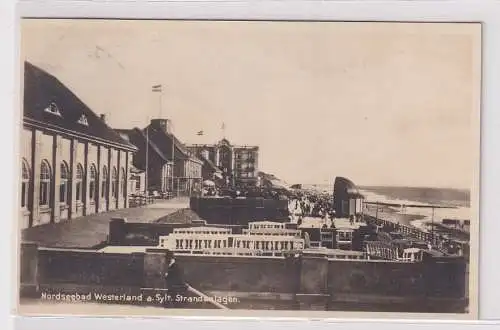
[365,241,424,262]
[242,229,301,237]
[158,233,305,254]
[248,221,286,230]
[365,241,399,260]
[366,214,469,257]
[173,227,232,235]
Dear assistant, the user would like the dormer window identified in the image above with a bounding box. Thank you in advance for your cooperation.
[44,102,62,117]
[77,114,89,126]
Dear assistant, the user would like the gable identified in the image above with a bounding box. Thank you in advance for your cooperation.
[23,62,136,150]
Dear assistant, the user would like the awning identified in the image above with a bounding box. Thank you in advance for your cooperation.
[214,172,223,179]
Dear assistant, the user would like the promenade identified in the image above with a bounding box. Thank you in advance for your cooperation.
[21,198,190,249]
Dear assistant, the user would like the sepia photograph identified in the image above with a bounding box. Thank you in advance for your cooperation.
[16,19,481,319]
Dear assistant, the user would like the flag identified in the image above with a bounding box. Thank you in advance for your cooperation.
[152,84,162,92]
[221,122,226,130]
[197,130,204,136]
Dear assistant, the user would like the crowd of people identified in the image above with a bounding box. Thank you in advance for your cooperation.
[202,185,290,200]
[288,191,335,220]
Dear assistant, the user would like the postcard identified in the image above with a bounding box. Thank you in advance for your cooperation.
[16,19,481,319]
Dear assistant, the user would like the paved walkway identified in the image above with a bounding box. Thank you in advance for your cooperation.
[21,198,190,249]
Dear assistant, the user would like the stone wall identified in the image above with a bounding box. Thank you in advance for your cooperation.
[19,243,468,313]
[176,254,299,293]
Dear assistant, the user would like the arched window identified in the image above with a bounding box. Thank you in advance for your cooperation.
[121,167,126,198]
[21,159,30,209]
[101,166,108,198]
[75,164,84,202]
[111,167,118,199]
[39,160,51,206]
[60,161,70,204]
[89,164,97,201]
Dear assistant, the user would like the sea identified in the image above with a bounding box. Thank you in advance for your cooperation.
[302,183,471,229]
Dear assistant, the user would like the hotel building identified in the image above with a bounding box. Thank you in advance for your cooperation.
[186,138,259,187]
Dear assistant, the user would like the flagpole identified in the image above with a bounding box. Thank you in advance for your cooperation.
[172,124,175,197]
[145,122,149,197]
[159,89,163,118]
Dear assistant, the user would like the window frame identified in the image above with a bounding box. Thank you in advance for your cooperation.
[21,159,30,210]
[89,164,97,202]
[111,166,118,199]
[39,160,52,208]
[75,163,84,203]
[101,166,108,199]
[59,161,70,206]
[121,167,126,198]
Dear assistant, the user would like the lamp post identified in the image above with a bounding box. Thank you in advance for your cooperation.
[431,206,435,244]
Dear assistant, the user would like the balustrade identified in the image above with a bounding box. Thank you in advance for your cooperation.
[242,228,301,237]
[160,232,304,254]
[248,221,286,230]
[173,227,231,235]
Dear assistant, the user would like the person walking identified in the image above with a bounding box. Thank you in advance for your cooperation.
[163,250,188,308]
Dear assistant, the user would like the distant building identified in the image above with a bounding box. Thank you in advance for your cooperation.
[186,138,259,187]
[120,119,203,196]
[128,166,145,195]
[21,62,137,229]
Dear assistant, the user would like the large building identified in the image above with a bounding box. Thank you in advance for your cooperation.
[119,119,203,196]
[186,138,259,187]
[20,62,137,229]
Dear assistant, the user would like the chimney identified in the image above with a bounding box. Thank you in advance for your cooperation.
[100,114,106,123]
[150,118,172,134]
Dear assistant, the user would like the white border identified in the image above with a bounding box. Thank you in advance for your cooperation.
[3,0,500,328]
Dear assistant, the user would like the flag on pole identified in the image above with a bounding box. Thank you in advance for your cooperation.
[152,84,162,92]
[197,130,204,136]
[221,122,225,130]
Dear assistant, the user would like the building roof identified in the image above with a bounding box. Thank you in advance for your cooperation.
[334,176,365,199]
[145,122,202,163]
[23,62,136,151]
[201,155,222,173]
[115,128,170,167]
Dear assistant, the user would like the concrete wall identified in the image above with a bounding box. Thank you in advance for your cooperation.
[190,197,290,226]
[177,255,299,293]
[19,243,468,313]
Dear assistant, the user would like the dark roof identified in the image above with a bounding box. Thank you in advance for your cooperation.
[23,62,136,150]
[145,123,202,163]
[115,128,170,165]
[201,155,221,173]
[334,176,364,198]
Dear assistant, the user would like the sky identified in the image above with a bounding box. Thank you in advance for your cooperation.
[20,19,481,189]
